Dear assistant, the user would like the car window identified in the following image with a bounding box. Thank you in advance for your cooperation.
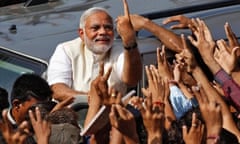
[0,47,47,94]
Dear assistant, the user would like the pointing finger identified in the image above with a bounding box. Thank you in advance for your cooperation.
[122,0,130,19]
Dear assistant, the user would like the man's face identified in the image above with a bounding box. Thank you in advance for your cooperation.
[79,11,114,55]
[12,97,38,124]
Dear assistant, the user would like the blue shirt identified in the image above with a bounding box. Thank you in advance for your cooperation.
[170,85,198,119]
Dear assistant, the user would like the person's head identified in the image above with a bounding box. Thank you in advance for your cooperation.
[78,7,114,55]
[46,108,81,144]
[46,107,79,128]
[10,73,52,124]
[0,87,9,112]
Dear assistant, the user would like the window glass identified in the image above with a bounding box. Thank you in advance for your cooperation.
[0,47,47,94]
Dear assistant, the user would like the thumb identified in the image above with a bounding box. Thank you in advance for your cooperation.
[232,46,239,57]
[182,125,188,138]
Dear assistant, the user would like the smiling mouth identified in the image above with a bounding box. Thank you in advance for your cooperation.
[95,38,111,44]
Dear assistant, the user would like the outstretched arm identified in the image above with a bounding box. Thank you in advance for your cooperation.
[131,14,183,52]
[176,34,240,141]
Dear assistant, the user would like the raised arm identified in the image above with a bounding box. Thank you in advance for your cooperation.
[109,104,139,144]
[116,0,142,86]
[182,113,204,144]
[84,62,112,128]
[188,18,220,74]
[130,14,183,52]
[137,94,164,144]
[192,85,222,144]
[177,34,240,141]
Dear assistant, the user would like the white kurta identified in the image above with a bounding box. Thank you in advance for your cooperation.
[47,37,127,94]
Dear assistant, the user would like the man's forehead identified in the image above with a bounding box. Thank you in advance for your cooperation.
[85,12,113,24]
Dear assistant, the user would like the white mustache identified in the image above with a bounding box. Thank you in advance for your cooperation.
[94,36,111,42]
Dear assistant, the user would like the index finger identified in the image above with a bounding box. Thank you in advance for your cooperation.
[123,0,130,19]
[162,15,180,25]
[225,22,239,47]
[99,62,104,76]
[51,96,75,112]
[103,66,112,81]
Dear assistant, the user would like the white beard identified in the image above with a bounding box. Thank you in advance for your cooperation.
[84,33,113,55]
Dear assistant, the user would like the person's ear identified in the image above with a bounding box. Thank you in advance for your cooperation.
[12,99,21,111]
[78,28,84,41]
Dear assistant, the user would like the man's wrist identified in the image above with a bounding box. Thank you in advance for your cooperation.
[147,134,162,144]
[124,42,138,51]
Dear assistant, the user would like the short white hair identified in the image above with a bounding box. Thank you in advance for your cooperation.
[79,7,112,28]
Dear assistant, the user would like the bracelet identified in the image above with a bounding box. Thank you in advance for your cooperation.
[124,42,137,51]
[153,101,165,107]
[206,135,220,144]
[168,80,178,85]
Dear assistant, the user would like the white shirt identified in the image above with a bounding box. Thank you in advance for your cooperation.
[7,109,16,125]
[47,37,126,94]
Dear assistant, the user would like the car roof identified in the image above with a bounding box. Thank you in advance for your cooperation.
[0,0,240,63]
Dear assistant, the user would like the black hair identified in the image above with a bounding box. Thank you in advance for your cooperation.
[25,101,57,133]
[165,107,203,144]
[27,101,57,120]
[10,73,52,103]
[46,108,79,128]
[0,87,9,111]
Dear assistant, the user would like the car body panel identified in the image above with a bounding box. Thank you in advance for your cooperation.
[1,0,239,61]
[0,0,240,94]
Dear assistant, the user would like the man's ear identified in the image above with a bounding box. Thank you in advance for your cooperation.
[12,99,21,110]
[78,28,84,41]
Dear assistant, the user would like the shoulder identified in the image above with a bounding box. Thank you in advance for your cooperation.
[60,37,83,57]
[60,37,82,49]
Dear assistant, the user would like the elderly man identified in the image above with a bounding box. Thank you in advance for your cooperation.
[47,0,142,102]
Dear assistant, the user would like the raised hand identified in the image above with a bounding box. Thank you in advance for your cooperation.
[182,113,204,144]
[135,94,164,144]
[188,18,215,58]
[172,63,194,99]
[88,62,112,106]
[0,110,29,144]
[214,39,239,74]
[104,87,122,106]
[84,62,112,128]
[224,22,240,55]
[109,104,139,144]
[192,84,222,143]
[116,0,136,47]
[29,107,51,144]
[175,34,198,73]
[162,15,193,29]
[157,45,173,79]
[142,64,167,103]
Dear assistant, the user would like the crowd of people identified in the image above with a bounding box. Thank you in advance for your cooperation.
[1,0,240,143]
